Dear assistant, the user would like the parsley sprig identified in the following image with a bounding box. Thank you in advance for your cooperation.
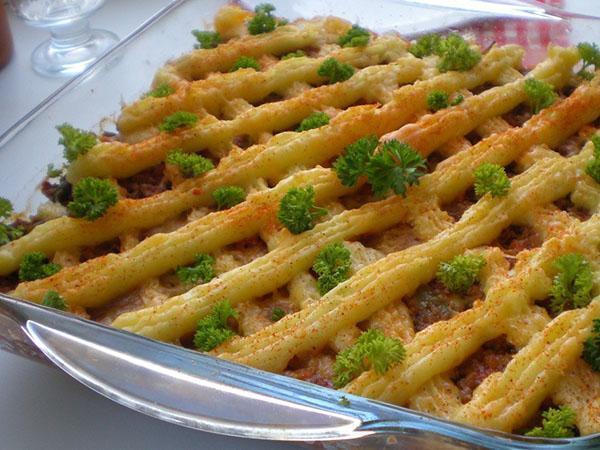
[248,3,280,35]
[277,186,327,234]
[0,223,21,247]
[0,198,23,246]
[0,198,11,219]
[473,163,510,198]
[192,30,221,49]
[166,149,214,178]
[332,137,426,197]
[281,50,305,60]
[525,406,577,438]
[296,112,330,132]
[585,135,600,184]
[312,242,352,295]
[333,329,405,388]
[212,186,246,209]
[524,78,557,114]
[409,33,442,58]
[549,253,593,314]
[230,56,260,72]
[577,42,600,80]
[57,123,97,162]
[159,111,198,133]
[176,253,216,285]
[365,139,427,198]
[437,254,486,294]
[410,33,481,73]
[426,91,464,111]
[583,318,600,372]
[338,25,370,48]
[194,300,238,351]
[333,135,378,187]
[437,34,481,72]
[42,290,68,311]
[19,252,61,282]
[317,57,355,83]
[67,177,118,221]
[46,163,63,178]
[146,82,175,98]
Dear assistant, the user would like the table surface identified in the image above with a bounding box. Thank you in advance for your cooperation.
[1,1,599,449]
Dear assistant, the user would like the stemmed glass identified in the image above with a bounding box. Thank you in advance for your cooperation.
[9,0,119,77]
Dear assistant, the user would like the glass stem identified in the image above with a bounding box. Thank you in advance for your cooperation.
[49,18,92,49]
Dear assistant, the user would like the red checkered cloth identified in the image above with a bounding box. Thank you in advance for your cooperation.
[467,0,569,67]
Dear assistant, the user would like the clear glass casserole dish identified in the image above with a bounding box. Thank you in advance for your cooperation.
[0,0,599,448]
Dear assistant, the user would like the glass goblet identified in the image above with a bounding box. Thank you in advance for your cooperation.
[10,0,119,77]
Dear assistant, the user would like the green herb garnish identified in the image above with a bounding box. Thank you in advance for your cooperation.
[277,186,327,234]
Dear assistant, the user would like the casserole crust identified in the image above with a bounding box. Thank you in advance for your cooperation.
[1,4,599,437]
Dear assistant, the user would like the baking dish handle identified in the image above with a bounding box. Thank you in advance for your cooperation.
[1,294,598,449]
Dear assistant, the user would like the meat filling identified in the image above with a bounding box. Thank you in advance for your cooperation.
[404,279,482,332]
[118,163,169,199]
[451,336,516,403]
[494,225,542,256]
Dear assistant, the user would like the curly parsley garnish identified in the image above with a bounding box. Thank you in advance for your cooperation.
[524,78,557,114]
[166,149,214,178]
[296,112,330,132]
[585,135,600,184]
[176,253,216,285]
[42,290,67,311]
[0,198,11,218]
[409,33,480,73]
[192,30,221,49]
[436,34,481,72]
[317,57,355,83]
[194,300,238,351]
[473,163,510,198]
[0,198,23,246]
[409,33,442,58]
[549,253,593,314]
[277,186,327,234]
[332,135,379,187]
[19,252,61,282]
[583,318,600,372]
[281,50,305,60]
[577,42,600,80]
[46,163,63,178]
[338,25,370,48]
[312,242,352,295]
[437,254,486,294]
[427,91,464,111]
[212,186,246,210]
[365,139,427,198]
[525,406,577,438]
[158,111,198,133]
[427,91,450,111]
[270,307,286,322]
[247,3,279,35]
[146,82,175,98]
[333,329,405,388]
[67,177,118,221]
[57,123,97,162]
[230,56,260,72]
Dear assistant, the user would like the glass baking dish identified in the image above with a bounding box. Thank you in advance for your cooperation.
[0,0,599,448]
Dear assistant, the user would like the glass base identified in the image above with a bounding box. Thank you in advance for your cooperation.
[31,29,119,77]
